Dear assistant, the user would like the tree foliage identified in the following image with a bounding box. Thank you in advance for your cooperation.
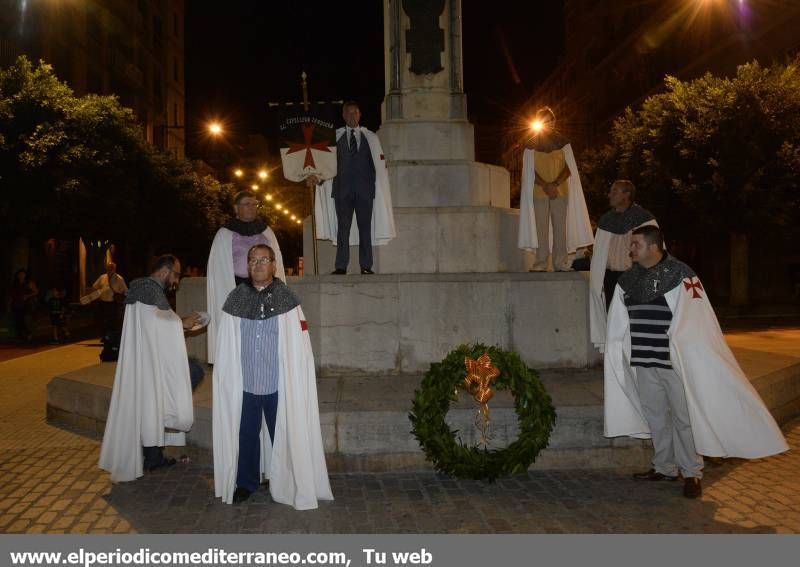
[580,61,800,237]
[0,56,233,260]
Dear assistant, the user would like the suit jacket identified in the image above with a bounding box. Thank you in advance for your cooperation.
[332,128,376,200]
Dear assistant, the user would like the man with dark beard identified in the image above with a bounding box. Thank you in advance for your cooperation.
[207,191,285,364]
[100,255,200,481]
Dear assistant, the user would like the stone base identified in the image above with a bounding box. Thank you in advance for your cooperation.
[390,160,510,208]
[377,120,475,161]
[177,272,600,374]
[292,271,599,375]
[304,206,531,275]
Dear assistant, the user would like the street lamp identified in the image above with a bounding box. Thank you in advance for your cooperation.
[208,121,223,136]
[251,184,259,191]
[265,194,273,201]
[234,169,244,178]
[258,169,269,180]
[275,204,282,210]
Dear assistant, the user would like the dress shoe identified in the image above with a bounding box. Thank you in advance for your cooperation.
[232,487,252,504]
[330,269,346,275]
[632,468,679,481]
[361,268,375,275]
[683,477,702,499]
[144,456,176,472]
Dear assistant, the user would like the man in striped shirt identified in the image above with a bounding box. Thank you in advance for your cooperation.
[616,226,703,498]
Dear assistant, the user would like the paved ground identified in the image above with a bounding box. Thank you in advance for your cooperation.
[1,339,799,534]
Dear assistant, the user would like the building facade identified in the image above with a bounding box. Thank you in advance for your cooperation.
[0,0,185,158]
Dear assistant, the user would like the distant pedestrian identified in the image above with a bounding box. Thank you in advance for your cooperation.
[10,269,38,341]
[92,262,128,340]
[46,284,70,344]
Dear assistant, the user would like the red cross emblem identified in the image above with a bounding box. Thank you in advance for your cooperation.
[286,123,331,169]
[683,277,704,299]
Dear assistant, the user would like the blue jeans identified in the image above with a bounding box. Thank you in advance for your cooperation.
[236,391,278,491]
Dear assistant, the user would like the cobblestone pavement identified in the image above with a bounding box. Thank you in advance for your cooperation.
[2,342,799,534]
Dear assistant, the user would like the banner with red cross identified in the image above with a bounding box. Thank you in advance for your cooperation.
[276,102,339,182]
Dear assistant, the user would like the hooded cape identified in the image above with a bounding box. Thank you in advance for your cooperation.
[212,289,333,509]
[589,205,658,351]
[99,279,194,482]
[604,271,788,458]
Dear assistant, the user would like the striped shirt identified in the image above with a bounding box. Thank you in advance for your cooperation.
[625,295,673,369]
[240,317,279,395]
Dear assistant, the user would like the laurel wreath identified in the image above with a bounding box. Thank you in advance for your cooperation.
[409,343,556,481]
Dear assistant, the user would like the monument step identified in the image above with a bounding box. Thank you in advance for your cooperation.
[46,359,800,473]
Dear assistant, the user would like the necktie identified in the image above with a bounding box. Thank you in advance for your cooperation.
[349,129,357,152]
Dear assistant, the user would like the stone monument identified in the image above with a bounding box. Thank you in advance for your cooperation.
[291,0,599,374]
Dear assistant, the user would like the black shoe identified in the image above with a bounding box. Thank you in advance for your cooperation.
[331,269,346,275]
[361,268,375,275]
[683,477,702,499]
[144,456,176,472]
[232,487,252,504]
[632,468,679,481]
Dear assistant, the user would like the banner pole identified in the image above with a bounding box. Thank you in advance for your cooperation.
[301,71,321,274]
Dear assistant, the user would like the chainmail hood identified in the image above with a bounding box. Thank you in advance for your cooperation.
[597,204,655,235]
[617,255,696,303]
[125,277,171,311]
[222,278,299,321]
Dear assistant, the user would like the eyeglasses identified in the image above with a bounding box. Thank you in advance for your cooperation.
[248,257,274,265]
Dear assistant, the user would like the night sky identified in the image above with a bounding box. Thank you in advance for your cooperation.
[185,2,564,166]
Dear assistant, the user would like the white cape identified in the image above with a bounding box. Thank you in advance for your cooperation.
[212,306,333,509]
[604,280,788,458]
[206,226,285,363]
[589,220,658,352]
[99,302,194,482]
[314,127,396,246]
[518,144,594,253]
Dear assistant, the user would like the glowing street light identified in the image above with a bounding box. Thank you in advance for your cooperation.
[234,169,244,178]
[295,220,302,225]
[258,170,269,180]
[265,194,273,201]
[290,215,297,221]
[251,184,259,191]
[283,209,290,215]
[208,121,223,136]
[275,204,282,210]
[530,119,544,134]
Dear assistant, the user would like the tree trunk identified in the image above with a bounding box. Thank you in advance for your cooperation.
[729,232,749,307]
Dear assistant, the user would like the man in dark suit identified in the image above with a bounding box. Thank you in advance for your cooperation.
[331,101,377,275]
